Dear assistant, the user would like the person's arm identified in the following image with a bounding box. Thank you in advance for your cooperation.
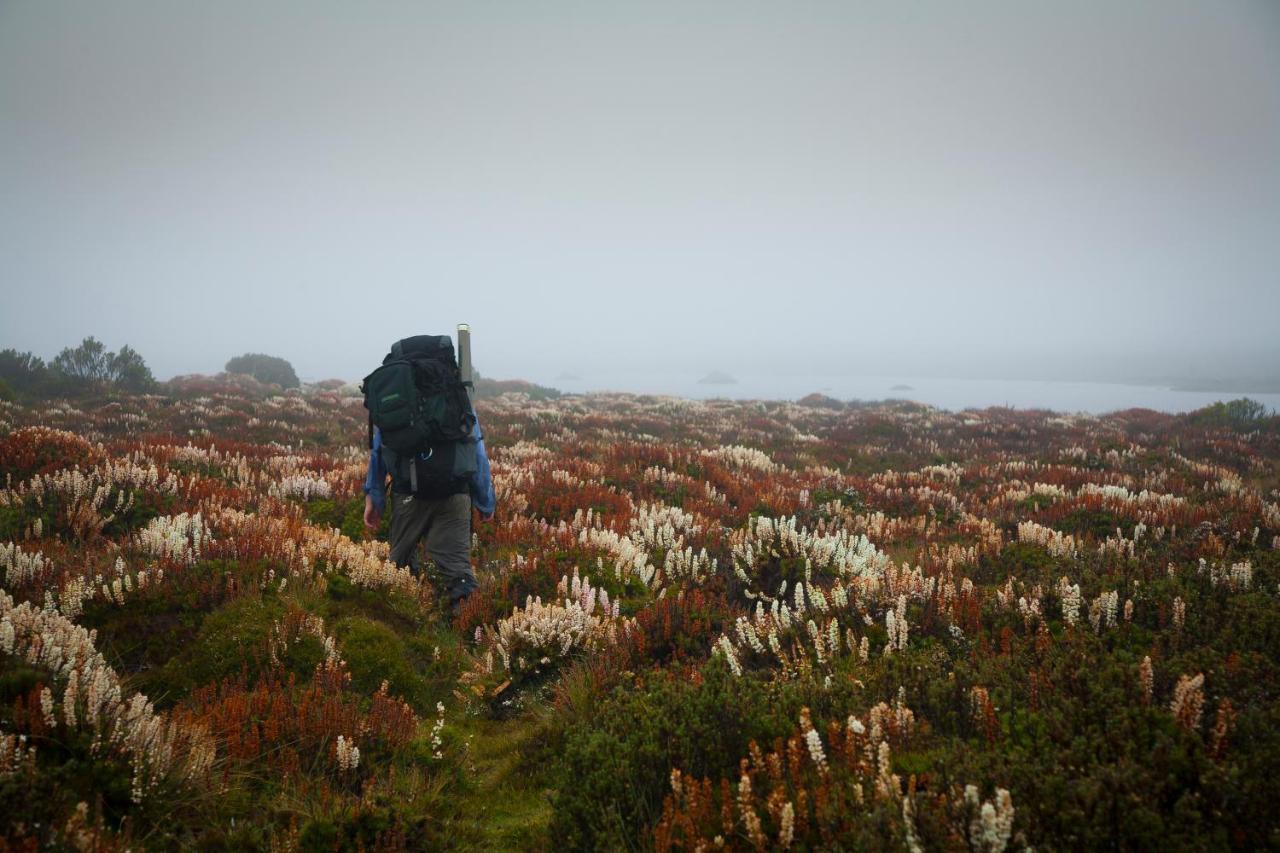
[470,417,496,519]
[363,428,387,529]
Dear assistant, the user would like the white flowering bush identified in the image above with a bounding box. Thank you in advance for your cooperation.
[0,591,214,802]
[703,444,777,473]
[482,598,603,678]
[137,512,213,565]
[269,472,333,501]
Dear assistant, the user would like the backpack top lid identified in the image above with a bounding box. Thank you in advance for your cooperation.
[387,335,455,365]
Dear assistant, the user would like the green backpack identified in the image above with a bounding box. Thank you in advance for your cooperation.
[362,336,477,498]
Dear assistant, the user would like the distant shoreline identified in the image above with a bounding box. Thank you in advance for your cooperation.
[530,372,1280,416]
[541,372,1280,396]
[1167,381,1280,394]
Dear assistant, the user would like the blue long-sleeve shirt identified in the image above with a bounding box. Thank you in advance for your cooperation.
[363,418,496,516]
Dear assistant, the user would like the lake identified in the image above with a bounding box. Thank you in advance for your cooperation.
[534,371,1280,415]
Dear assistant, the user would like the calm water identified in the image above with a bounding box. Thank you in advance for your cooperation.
[535,371,1280,415]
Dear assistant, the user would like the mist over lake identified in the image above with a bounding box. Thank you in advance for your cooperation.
[537,371,1280,414]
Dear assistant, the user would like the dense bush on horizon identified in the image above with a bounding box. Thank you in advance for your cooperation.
[0,385,1278,849]
[1185,397,1276,430]
[225,352,301,389]
[0,349,48,396]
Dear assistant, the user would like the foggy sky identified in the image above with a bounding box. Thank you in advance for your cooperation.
[2,1,1278,387]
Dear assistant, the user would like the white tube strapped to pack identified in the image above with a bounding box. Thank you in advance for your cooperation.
[457,323,474,402]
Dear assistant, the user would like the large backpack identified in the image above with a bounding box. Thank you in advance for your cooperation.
[361,336,478,499]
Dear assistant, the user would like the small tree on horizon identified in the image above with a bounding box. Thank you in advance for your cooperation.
[225,353,300,389]
[109,344,157,391]
[50,337,156,392]
[51,336,111,384]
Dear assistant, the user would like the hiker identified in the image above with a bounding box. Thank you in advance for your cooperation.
[361,336,495,610]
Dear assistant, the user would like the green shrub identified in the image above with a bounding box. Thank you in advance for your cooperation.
[332,615,430,709]
[304,496,369,541]
[151,594,285,699]
[550,659,832,850]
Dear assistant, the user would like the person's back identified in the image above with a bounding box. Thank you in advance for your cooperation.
[361,336,495,610]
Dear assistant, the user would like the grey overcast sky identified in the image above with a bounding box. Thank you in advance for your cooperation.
[1,0,1278,386]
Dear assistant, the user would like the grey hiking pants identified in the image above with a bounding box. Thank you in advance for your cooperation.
[387,491,477,601]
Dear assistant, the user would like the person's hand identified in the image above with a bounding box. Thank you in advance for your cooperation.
[364,495,382,532]
[478,511,494,523]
